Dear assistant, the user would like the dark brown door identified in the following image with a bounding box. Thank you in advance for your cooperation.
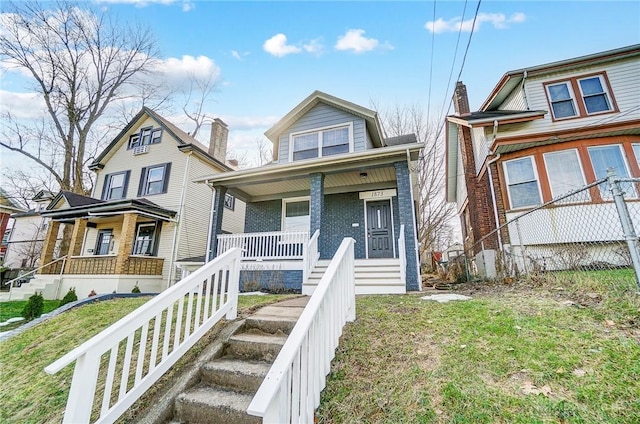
[367,200,393,258]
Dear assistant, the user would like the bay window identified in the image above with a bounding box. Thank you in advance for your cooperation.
[588,145,635,197]
[504,157,542,209]
[543,150,590,203]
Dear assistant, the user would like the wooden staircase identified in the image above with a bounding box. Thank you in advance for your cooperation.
[159,298,307,424]
[304,259,406,295]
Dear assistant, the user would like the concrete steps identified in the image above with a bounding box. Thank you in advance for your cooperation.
[304,259,406,295]
[6,277,58,300]
[164,297,308,424]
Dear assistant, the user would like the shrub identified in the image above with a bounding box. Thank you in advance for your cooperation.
[59,288,78,307]
[131,284,141,293]
[22,292,44,320]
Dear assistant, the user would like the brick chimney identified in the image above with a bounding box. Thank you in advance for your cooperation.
[209,118,228,164]
[452,81,471,117]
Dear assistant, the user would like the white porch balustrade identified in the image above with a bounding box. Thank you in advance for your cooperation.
[217,231,309,260]
[247,237,356,423]
[45,248,242,424]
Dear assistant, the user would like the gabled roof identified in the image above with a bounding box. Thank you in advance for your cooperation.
[32,190,55,203]
[481,44,640,111]
[47,190,103,210]
[89,107,231,172]
[265,91,386,160]
[0,188,25,213]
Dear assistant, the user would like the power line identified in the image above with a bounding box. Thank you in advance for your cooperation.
[425,0,437,123]
[439,0,468,122]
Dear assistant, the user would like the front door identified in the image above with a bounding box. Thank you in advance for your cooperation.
[366,200,393,258]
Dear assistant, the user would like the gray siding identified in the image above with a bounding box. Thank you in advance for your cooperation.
[277,103,367,164]
[244,200,282,232]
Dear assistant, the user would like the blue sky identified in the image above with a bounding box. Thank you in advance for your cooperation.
[2,0,640,165]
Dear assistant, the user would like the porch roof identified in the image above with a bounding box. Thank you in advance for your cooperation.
[41,197,177,222]
[195,143,423,202]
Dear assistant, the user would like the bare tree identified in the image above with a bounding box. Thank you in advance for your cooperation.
[375,103,456,259]
[182,71,220,139]
[0,1,159,194]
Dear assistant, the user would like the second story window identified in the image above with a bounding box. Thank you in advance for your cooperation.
[291,124,352,161]
[102,171,130,200]
[578,76,612,114]
[138,163,171,196]
[544,73,615,121]
[547,82,577,119]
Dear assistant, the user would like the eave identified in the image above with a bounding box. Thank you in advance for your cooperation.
[41,199,177,222]
[446,110,547,128]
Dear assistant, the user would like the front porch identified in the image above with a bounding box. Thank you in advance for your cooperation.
[41,255,164,276]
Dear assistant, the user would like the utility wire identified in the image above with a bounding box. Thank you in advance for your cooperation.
[439,0,468,122]
[425,0,437,123]
[439,0,483,123]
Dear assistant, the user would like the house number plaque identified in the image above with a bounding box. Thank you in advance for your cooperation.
[359,189,397,200]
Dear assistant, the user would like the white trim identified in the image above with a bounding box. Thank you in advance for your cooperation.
[503,155,543,210]
[363,198,396,259]
[632,143,640,169]
[288,122,354,163]
[281,196,311,232]
[545,80,578,120]
[587,144,636,197]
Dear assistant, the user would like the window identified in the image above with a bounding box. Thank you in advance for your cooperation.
[543,150,590,203]
[224,193,235,210]
[578,75,612,114]
[632,144,640,169]
[291,124,352,161]
[132,223,159,255]
[2,228,12,244]
[544,73,615,120]
[128,127,162,149]
[95,229,113,255]
[102,171,130,200]
[282,198,310,232]
[504,157,542,209]
[138,163,171,196]
[588,145,635,197]
[547,82,577,119]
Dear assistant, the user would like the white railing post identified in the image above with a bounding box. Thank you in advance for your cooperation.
[45,248,242,424]
[248,237,356,422]
[217,231,309,261]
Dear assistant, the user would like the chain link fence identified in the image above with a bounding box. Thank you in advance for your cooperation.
[451,173,640,294]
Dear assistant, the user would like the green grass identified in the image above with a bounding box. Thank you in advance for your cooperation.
[0,300,60,323]
[317,280,640,423]
[0,294,296,424]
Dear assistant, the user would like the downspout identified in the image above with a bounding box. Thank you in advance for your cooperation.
[205,182,216,262]
[521,70,530,111]
[406,148,421,289]
[167,151,192,289]
[486,120,502,251]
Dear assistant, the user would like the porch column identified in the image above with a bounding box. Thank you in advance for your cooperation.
[115,213,137,274]
[395,161,420,291]
[309,173,324,235]
[208,186,227,260]
[39,220,61,274]
[64,218,87,273]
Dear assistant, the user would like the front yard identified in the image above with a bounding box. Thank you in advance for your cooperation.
[317,276,639,423]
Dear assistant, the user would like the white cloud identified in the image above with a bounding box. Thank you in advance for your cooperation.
[303,38,325,56]
[334,29,392,53]
[0,90,46,119]
[263,33,302,57]
[231,50,250,61]
[96,0,194,11]
[425,12,526,34]
[155,55,220,82]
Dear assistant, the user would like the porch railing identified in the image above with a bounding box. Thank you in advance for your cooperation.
[247,237,356,423]
[45,248,242,424]
[303,229,320,284]
[66,256,117,274]
[217,231,309,260]
[124,256,164,275]
[6,255,67,300]
[398,225,406,285]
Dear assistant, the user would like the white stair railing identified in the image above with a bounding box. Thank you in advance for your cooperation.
[248,237,356,423]
[45,248,242,424]
[217,231,309,260]
[302,229,320,284]
[398,224,406,285]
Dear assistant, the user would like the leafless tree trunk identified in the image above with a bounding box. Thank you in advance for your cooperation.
[375,103,456,261]
[182,71,220,139]
[0,0,159,195]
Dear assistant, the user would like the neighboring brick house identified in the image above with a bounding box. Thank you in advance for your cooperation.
[13,108,245,299]
[197,91,423,294]
[445,44,640,273]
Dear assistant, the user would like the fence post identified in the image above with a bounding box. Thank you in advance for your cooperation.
[607,169,640,291]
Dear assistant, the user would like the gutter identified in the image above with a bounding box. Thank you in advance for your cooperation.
[486,120,502,251]
[168,151,192,289]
